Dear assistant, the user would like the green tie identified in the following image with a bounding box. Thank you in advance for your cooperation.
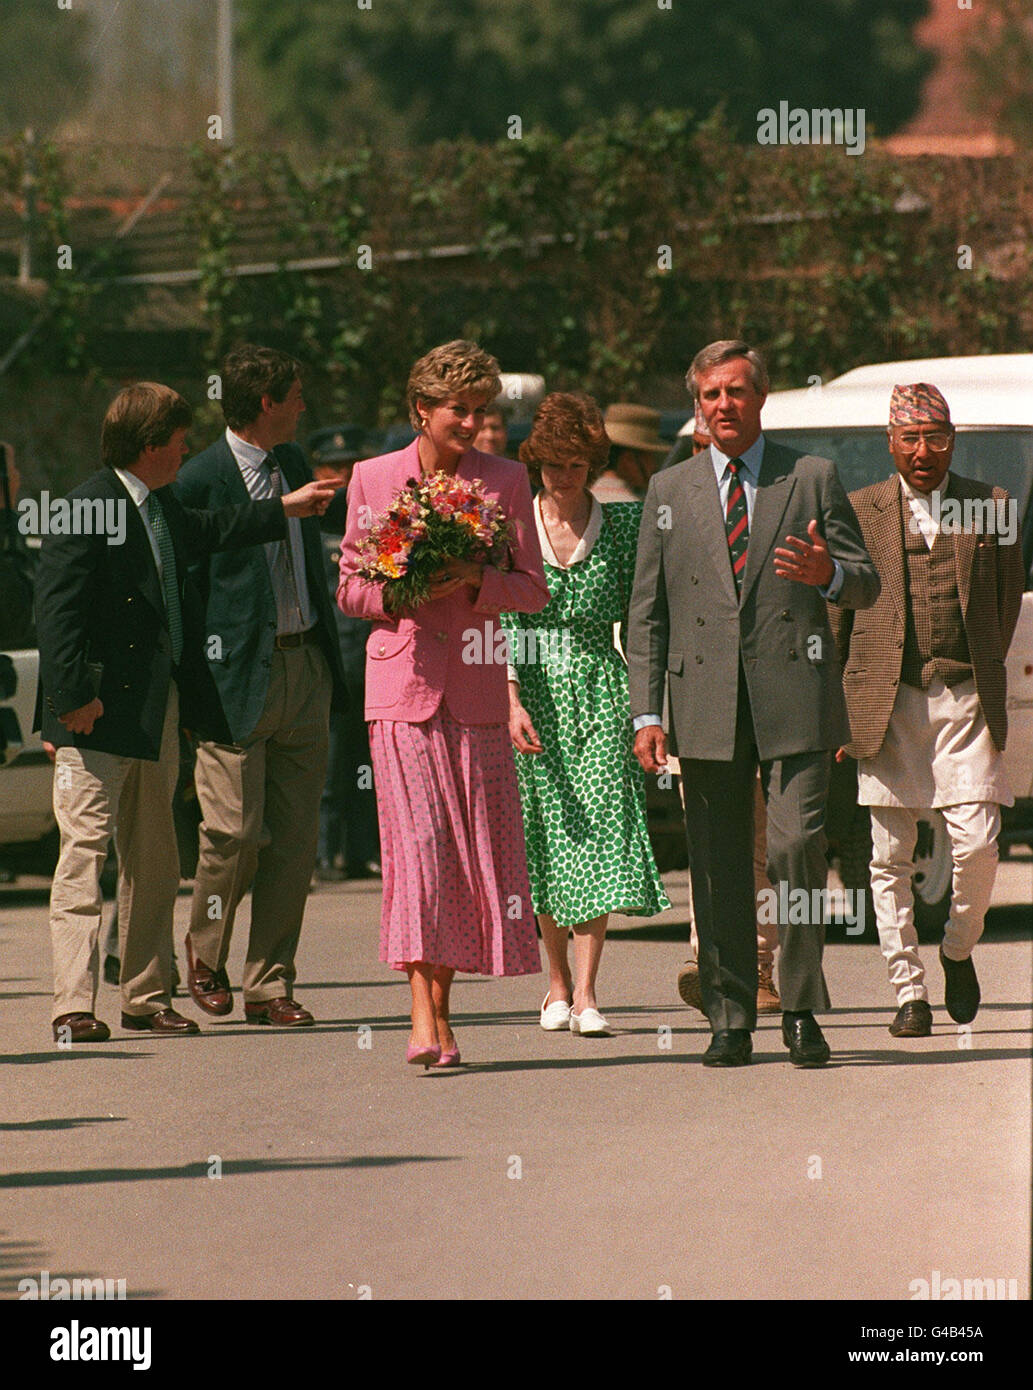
[147,492,183,665]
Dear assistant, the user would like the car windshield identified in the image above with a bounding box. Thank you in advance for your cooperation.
[764,428,1033,519]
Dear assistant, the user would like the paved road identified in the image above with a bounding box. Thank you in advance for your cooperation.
[1,862,1029,1302]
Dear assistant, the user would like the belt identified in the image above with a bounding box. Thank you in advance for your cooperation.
[274,628,320,650]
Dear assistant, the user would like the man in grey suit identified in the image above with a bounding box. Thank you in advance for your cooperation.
[628,341,880,1067]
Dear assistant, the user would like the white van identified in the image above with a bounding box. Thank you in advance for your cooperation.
[671,353,1033,933]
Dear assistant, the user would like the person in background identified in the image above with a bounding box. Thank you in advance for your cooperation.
[590,403,668,503]
[473,403,509,458]
[338,340,549,1069]
[311,433,380,882]
[0,442,37,650]
[505,393,670,1037]
[830,383,1024,1039]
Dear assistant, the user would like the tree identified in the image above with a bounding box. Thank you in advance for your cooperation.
[0,0,92,139]
[238,0,932,151]
[964,0,1033,143]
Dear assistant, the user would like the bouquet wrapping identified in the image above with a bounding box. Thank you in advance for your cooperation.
[356,471,514,615]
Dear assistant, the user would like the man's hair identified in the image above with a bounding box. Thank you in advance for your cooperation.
[221,345,301,430]
[406,340,501,431]
[686,340,769,401]
[519,392,609,488]
[101,383,192,470]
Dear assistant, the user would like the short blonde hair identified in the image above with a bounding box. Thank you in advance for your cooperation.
[519,392,609,489]
[406,340,502,431]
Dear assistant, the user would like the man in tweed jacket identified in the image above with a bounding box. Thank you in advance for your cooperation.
[830,383,1025,1039]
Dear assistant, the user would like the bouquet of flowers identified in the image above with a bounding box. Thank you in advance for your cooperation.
[356,472,514,614]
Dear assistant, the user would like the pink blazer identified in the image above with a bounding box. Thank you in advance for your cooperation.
[337,441,549,724]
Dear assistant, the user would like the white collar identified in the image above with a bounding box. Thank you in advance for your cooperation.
[535,491,602,569]
[113,467,150,507]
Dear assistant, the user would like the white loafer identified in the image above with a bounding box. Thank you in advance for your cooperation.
[570,1007,611,1036]
[540,993,572,1031]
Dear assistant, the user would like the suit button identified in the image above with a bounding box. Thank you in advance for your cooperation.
[896,640,903,649]
[695,654,704,664]
[378,645,386,655]
[696,617,705,626]
[690,575,698,585]
[781,610,791,621]
[436,631,447,643]
[122,683,130,690]
[788,649,798,660]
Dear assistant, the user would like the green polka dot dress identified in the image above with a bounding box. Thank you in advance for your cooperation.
[502,498,671,930]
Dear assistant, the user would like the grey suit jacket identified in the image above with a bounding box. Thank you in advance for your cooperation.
[627,439,880,761]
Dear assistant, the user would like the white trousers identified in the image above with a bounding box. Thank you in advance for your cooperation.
[869,801,1000,1004]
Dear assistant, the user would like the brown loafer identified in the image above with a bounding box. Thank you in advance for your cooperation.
[186,938,233,1016]
[757,964,781,1015]
[52,1012,111,1043]
[677,961,705,1013]
[244,997,314,1027]
[122,1008,200,1035]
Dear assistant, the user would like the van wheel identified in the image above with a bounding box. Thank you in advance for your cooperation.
[912,813,951,940]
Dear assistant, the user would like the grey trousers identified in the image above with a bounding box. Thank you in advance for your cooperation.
[680,676,831,1032]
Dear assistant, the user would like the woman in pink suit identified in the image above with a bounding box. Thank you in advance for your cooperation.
[338,341,549,1068]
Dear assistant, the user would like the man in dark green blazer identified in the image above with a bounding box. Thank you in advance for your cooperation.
[173,346,348,1027]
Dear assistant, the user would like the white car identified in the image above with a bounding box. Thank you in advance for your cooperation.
[0,644,58,877]
[672,353,1033,933]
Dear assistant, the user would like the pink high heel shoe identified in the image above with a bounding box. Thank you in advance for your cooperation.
[432,1044,461,1068]
[406,1041,442,1069]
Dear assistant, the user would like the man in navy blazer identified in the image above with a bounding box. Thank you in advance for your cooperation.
[173,346,348,1027]
[34,382,337,1042]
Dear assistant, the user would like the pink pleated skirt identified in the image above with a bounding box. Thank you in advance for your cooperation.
[369,708,542,976]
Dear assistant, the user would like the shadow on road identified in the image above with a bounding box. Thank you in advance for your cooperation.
[0,1154,458,1189]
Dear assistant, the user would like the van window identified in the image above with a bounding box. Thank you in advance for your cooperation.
[764,428,1033,517]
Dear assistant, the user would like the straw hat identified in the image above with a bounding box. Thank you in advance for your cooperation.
[604,403,668,454]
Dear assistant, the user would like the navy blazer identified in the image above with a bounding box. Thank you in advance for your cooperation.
[173,436,348,742]
[33,468,286,760]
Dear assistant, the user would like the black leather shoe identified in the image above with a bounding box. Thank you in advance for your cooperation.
[940,947,980,1024]
[889,999,933,1037]
[701,1029,752,1067]
[122,1008,200,1035]
[782,1011,830,1067]
[52,1012,110,1043]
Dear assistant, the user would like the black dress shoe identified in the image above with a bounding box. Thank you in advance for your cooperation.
[781,1011,830,1067]
[122,1008,200,1035]
[52,1012,111,1043]
[702,1029,752,1067]
[889,999,933,1037]
[940,947,980,1024]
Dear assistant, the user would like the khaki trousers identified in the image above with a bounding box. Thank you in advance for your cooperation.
[50,686,180,1020]
[187,643,331,1002]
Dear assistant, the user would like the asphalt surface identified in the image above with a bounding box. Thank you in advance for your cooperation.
[0,861,1029,1303]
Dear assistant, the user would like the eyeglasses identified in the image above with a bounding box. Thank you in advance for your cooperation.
[893,431,953,453]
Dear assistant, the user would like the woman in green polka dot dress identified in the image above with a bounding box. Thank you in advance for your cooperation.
[503,393,671,1037]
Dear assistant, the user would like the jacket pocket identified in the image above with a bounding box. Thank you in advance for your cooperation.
[367,628,414,661]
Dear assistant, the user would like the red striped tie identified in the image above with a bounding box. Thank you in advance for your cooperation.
[725,458,749,593]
